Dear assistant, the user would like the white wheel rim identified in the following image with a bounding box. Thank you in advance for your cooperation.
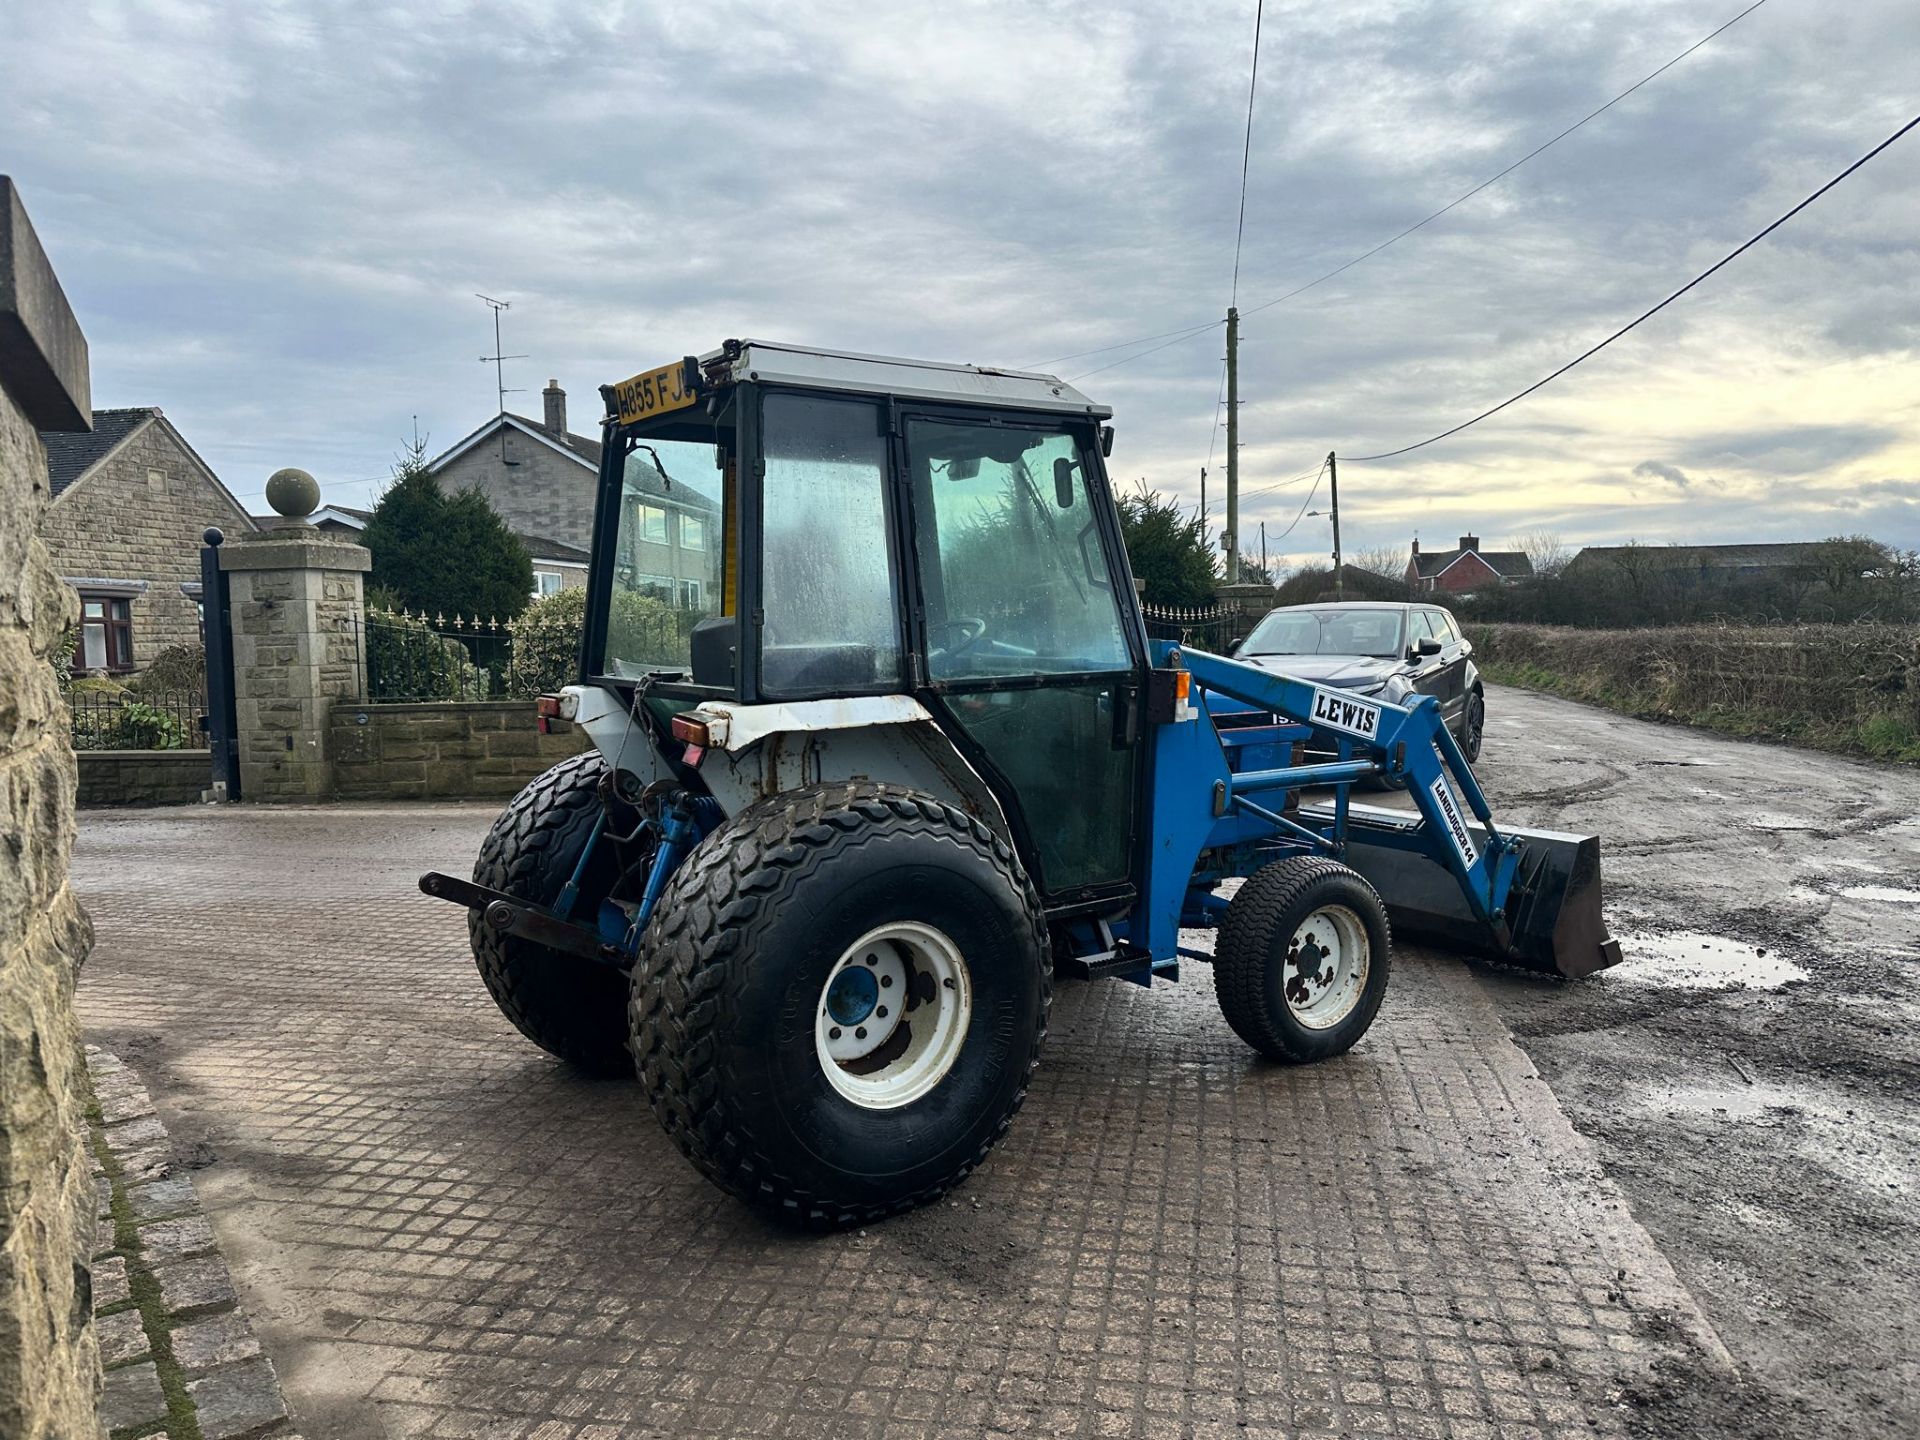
[1284,905,1369,1030]
[815,922,972,1110]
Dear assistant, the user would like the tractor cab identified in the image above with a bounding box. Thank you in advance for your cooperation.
[581,339,1149,903]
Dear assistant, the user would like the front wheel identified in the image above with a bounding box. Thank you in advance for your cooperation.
[631,782,1050,1228]
[1214,857,1391,1063]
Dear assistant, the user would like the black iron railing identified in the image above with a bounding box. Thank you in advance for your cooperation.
[66,691,206,750]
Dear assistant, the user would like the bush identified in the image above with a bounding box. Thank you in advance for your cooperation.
[365,611,488,700]
[506,587,686,697]
[508,588,591,696]
[103,700,186,750]
[128,643,206,699]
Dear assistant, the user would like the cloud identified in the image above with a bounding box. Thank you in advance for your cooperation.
[1632,460,1693,488]
[2,0,1917,562]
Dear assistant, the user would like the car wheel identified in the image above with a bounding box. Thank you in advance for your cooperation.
[1459,688,1485,763]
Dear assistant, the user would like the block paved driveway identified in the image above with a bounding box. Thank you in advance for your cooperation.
[75,797,1723,1439]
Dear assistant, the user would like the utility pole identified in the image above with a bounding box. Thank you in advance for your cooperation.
[1199,466,1208,548]
[1260,520,1267,581]
[1328,450,1344,600]
[1224,306,1240,585]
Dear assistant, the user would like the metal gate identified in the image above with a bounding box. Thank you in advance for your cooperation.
[199,527,240,800]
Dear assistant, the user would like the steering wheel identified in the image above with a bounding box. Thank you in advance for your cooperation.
[928,616,988,658]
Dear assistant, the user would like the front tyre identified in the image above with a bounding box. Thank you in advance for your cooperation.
[1214,857,1391,1063]
[632,782,1050,1228]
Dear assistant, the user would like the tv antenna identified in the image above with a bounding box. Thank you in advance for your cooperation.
[476,294,527,415]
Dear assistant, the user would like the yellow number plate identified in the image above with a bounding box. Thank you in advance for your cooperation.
[611,359,699,425]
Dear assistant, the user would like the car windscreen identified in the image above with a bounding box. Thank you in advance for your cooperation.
[1242,608,1403,658]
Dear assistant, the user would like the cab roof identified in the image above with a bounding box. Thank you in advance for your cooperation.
[707,339,1112,421]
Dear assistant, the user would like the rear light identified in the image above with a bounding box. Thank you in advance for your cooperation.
[670,714,711,747]
[534,694,562,718]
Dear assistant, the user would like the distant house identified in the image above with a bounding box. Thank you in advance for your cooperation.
[299,504,592,600]
[1565,542,1832,581]
[36,407,255,675]
[1406,535,1533,595]
[422,380,714,608]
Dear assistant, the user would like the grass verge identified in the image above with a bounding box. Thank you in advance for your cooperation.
[1478,658,1920,763]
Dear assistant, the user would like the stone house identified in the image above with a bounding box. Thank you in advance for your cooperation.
[37,406,255,675]
[1406,535,1533,595]
[427,381,715,608]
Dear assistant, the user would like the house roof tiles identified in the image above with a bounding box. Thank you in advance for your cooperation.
[40,407,156,497]
[1413,547,1532,579]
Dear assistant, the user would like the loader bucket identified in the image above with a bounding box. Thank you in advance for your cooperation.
[1301,801,1624,978]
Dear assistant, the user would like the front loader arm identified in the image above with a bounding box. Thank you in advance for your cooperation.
[1135,643,1618,977]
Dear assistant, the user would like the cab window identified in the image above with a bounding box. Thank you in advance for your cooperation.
[906,418,1129,683]
[759,393,902,695]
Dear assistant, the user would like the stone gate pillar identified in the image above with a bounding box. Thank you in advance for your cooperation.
[218,471,370,801]
[0,176,105,1439]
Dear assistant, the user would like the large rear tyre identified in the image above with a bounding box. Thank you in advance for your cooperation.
[1214,857,1391,1063]
[470,751,631,1077]
[632,782,1050,1228]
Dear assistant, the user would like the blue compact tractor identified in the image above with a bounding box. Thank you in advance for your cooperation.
[422,340,1619,1226]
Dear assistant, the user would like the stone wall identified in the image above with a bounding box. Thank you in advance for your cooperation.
[38,414,254,668]
[77,750,210,807]
[0,176,104,1438]
[330,702,589,800]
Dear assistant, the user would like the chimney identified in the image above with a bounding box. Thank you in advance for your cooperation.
[1459,534,1479,553]
[1410,537,1419,556]
[542,379,566,434]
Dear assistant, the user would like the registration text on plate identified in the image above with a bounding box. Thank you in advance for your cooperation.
[612,359,700,425]
[1309,686,1382,741]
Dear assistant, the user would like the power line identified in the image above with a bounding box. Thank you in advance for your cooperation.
[1266,456,1329,541]
[1240,0,1772,321]
[1346,107,1920,464]
[1027,318,1223,371]
[1041,0,1768,381]
[1067,321,1228,382]
[1230,0,1267,307]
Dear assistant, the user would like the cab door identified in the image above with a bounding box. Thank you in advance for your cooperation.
[899,413,1145,903]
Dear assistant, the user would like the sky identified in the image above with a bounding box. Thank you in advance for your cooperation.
[4,0,1918,572]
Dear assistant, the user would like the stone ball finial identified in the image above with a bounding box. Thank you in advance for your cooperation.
[265,467,321,518]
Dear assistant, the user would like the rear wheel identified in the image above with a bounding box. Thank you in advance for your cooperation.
[1214,857,1391,1062]
[470,752,631,1077]
[632,781,1049,1228]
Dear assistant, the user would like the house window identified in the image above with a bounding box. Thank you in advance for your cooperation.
[635,573,675,604]
[680,514,706,551]
[533,570,564,598]
[77,595,135,672]
[677,578,702,610]
[638,504,668,544]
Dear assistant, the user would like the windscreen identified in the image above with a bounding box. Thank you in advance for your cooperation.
[1243,608,1404,659]
[604,436,728,678]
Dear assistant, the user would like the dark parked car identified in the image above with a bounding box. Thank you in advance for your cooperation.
[1232,601,1485,761]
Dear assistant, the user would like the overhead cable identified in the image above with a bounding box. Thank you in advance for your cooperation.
[1346,108,1920,462]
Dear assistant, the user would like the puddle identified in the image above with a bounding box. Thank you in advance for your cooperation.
[1837,885,1920,904]
[1746,812,1818,832]
[1607,931,1807,990]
